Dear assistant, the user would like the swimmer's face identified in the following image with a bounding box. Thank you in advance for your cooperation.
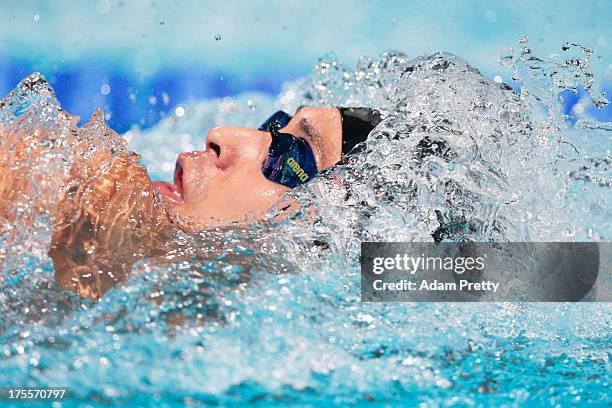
[153,107,342,228]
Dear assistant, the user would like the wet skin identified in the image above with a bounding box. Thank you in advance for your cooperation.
[0,107,344,299]
[152,107,343,229]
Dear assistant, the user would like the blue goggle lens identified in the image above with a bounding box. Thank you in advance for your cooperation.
[259,111,318,188]
[258,110,293,132]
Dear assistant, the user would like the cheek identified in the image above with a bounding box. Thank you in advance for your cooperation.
[183,163,290,220]
[219,166,288,208]
[220,171,289,216]
[240,142,261,161]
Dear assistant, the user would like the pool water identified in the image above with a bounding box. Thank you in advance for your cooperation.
[0,40,610,406]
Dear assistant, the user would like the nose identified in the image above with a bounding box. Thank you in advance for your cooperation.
[204,126,271,170]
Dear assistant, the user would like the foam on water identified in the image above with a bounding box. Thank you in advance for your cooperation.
[0,40,610,406]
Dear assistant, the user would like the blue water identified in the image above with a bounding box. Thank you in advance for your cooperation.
[0,45,610,406]
[1,0,611,133]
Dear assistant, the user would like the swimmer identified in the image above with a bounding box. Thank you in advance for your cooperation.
[152,107,383,230]
[0,104,383,298]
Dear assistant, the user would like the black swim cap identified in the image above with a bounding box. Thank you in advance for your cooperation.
[338,107,383,155]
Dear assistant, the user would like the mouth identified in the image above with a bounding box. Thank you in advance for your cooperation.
[152,159,184,205]
[174,158,184,197]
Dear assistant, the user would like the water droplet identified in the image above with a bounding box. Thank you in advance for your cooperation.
[572,102,586,115]
[33,14,40,22]
[484,10,497,23]
[100,84,111,95]
[175,106,185,117]
[96,0,111,14]
[597,36,607,46]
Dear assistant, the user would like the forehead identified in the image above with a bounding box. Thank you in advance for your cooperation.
[287,107,327,146]
[284,106,343,169]
[293,106,317,119]
[290,107,328,131]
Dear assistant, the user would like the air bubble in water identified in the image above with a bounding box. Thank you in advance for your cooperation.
[96,0,111,14]
[484,10,497,23]
[161,92,170,106]
[100,84,111,95]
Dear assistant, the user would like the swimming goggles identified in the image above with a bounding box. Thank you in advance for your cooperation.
[258,111,318,188]
[258,107,382,188]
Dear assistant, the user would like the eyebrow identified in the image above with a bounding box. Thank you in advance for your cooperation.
[298,117,323,159]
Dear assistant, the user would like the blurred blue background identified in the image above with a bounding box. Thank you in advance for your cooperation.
[0,0,610,133]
